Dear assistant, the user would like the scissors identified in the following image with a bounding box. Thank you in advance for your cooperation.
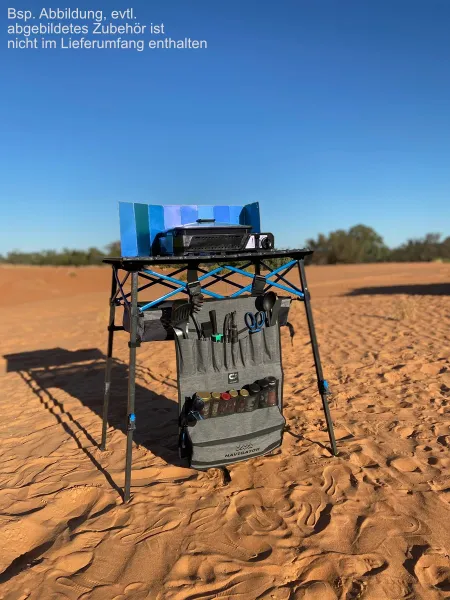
[244,311,265,333]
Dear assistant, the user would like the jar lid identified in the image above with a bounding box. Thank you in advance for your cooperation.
[257,379,269,388]
[228,390,239,398]
[211,392,221,400]
[196,391,211,400]
[220,392,231,400]
[238,389,249,397]
[248,383,261,393]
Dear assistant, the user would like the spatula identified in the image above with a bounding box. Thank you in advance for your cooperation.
[171,302,191,340]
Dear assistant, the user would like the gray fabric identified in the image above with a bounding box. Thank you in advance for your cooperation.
[123,304,173,342]
[175,296,285,468]
[187,406,286,469]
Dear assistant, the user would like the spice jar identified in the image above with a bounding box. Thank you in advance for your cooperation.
[236,389,248,413]
[210,392,221,418]
[194,392,211,418]
[228,390,238,414]
[244,383,260,412]
[257,379,269,407]
[266,377,278,406]
[219,392,231,415]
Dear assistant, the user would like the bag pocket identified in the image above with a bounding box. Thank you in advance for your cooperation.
[195,339,212,374]
[238,335,249,369]
[231,341,240,369]
[211,339,223,372]
[263,325,280,364]
[186,406,286,469]
[223,341,233,371]
[248,330,263,366]
[176,338,196,376]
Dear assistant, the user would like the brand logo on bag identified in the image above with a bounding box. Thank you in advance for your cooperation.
[228,372,239,384]
[225,442,260,458]
[236,443,254,452]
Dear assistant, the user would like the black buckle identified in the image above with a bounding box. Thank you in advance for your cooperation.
[251,274,266,296]
[187,266,199,285]
[187,280,203,313]
[128,339,141,348]
[187,280,202,298]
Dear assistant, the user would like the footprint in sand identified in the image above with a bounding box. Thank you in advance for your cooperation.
[293,488,334,537]
[291,552,386,598]
[293,581,337,599]
[394,425,417,439]
[233,491,284,534]
[420,363,446,376]
[405,546,450,592]
[437,435,449,448]
[388,456,422,473]
[53,550,94,573]
[116,506,183,545]
[320,464,358,500]
[0,487,115,576]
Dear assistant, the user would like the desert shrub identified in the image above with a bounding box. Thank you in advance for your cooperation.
[1,229,448,266]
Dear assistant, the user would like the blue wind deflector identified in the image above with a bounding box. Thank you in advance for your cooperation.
[118,202,261,257]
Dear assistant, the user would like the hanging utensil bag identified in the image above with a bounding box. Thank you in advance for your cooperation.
[175,296,289,469]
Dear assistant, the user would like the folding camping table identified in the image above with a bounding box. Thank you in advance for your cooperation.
[101,249,338,502]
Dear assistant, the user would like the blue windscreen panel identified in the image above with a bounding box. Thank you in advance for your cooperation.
[134,204,151,255]
[240,202,261,233]
[148,204,165,246]
[229,205,243,225]
[213,205,231,223]
[197,205,215,222]
[119,202,151,257]
[118,202,261,256]
[180,205,198,225]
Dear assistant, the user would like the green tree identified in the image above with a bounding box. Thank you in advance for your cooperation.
[307,224,389,264]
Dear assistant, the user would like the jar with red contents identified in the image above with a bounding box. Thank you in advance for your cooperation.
[219,392,231,415]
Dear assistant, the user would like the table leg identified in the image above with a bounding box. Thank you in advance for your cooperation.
[297,259,338,456]
[100,267,117,451]
[124,271,139,502]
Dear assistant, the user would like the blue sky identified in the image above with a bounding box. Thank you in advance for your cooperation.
[1,0,449,254]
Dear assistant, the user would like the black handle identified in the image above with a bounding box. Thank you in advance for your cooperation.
[209,310,218,335]
[197,219,215,223]
[231,312,238,343]
[223,313,231,342]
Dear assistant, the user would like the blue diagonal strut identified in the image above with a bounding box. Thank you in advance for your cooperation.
[136,260,303,311]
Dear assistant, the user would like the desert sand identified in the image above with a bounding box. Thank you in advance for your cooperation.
[0,262,449,600]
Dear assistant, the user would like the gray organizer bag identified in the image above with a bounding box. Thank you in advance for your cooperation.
[175,296,286,469]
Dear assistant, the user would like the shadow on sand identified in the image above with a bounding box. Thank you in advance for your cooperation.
[4,348,181,497]
[346,282,450,297]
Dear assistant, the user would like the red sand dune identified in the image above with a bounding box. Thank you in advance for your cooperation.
[0,262,449,599]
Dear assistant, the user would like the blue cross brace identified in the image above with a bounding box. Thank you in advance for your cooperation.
[137,261,304,312]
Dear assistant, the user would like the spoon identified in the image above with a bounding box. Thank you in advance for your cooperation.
[262,291,277,326]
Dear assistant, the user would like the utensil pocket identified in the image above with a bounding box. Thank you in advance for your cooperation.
[211,340,223,372]
[263,325,279,363]
[231,341,240,368]
[195,339,212,373]
[248,330,263,366]
[223,341,232,371]
[176,338,196,376]
[238,336,249,369]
